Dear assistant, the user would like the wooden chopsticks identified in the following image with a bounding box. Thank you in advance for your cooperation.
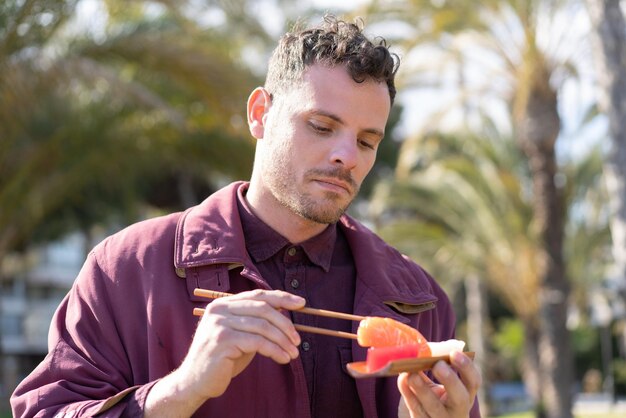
[193,288,366,321]
[192,288,363,340]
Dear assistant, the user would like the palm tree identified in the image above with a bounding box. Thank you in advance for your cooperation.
[370,127,538,416]
[0,0,274,405]
[353,1,593,416]
[585,0,626,350]
[0,0,264,261]
[370,122,609,416]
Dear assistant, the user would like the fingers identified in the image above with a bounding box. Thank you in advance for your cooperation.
[227,289,306,311]
[398,373,424,418]
[200,289,305,362]
[174,289,307,400]
[398,351,481,418]
[399,372,447,418]
[447,350,481,405]
[425,351,480,414]
[216,291,303,342]
[217,312,300,362]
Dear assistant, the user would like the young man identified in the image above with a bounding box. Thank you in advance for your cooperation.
[12,16,481,418]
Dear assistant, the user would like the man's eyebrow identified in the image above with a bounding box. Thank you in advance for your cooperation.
[310,110,385,139]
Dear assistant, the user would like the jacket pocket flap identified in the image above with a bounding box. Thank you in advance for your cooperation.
[383,300,436,315]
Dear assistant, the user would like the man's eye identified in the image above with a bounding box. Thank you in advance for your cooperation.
[309,122,332,134]
[358,139,376,150]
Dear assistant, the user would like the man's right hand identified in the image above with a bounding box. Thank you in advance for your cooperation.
[144,289,305,417]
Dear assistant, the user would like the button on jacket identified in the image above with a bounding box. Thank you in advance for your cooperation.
[11,182,479,418]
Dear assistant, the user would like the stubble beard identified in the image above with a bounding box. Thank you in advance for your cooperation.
[289,188,352,224]
[268,158,359,225]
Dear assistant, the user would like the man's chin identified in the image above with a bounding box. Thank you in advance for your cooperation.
[302,213,343,225]
[300,203,349,224]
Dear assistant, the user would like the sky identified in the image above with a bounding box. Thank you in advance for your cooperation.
[302,0,605,162]
[72,0,606,163]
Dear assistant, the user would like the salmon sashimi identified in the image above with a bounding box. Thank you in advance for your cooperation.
[357,316,428,347]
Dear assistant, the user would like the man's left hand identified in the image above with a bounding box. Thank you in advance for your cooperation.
[397,351,481,418]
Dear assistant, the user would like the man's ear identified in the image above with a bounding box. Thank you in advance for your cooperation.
[247,87,272,139]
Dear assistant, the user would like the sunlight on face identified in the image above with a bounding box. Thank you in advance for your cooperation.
[258,64,391,225]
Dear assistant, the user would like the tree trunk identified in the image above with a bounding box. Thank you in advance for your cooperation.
[586,0,626,316]
[514,57,573,418]
[531,144,572,418]
[465,274,491,417]
[525,140,573,418]
[521,319,544,417]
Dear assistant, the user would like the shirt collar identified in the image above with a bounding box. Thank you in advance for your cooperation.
[298,223,336,272]
[237,184,337,272]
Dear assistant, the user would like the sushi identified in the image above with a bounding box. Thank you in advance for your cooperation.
[357,316,428,347]
[357,316,466,372]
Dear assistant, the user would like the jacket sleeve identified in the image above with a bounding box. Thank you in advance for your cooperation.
[10,251,157,418]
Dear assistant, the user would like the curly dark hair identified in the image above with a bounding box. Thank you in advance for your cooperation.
[265,15,400,105]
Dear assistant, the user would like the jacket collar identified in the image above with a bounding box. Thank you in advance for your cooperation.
[174,181,437,310]
[174,181,251,271]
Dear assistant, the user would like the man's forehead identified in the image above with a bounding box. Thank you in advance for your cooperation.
[301,65,388,100]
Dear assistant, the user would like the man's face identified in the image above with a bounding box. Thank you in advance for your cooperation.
[255,64,391,224]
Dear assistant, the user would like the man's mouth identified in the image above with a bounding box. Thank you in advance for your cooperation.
[307,167,358,196]
[315,177,352,194]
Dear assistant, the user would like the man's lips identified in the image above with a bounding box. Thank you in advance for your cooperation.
[314,178,353,194]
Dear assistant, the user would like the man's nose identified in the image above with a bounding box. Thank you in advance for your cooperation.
[329,135,358,169]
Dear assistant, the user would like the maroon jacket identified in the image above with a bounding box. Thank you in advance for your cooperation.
[12,182,476,417]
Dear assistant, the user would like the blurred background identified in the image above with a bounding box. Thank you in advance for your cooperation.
[1,0,626,417]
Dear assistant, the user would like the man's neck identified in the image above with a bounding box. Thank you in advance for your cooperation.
[243,186,329,244]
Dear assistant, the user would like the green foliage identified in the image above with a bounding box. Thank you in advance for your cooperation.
[0,0,77,57]
[492,318,524,380]
[569,325,606,382]
[490,317,602,384]
[614,358,626,394]
[571,325,599,357]
[0,0,263,259]
[493,318,525,358]
[371,127,545,317]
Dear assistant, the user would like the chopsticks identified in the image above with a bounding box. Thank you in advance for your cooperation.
[192,288,363,340]
[193,289,366,321]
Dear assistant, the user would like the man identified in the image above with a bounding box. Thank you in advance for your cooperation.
[12,15,481,418]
